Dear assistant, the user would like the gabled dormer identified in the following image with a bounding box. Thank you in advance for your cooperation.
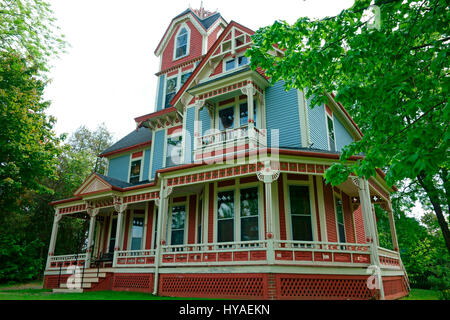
[154,7,227,111]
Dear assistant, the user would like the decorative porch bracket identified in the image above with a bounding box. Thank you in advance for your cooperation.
[257,160,280,264]
[112,196,127,268]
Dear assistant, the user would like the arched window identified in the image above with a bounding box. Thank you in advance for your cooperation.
[174,27,189,59]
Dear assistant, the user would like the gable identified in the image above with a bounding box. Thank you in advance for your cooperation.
[74,174,112,196]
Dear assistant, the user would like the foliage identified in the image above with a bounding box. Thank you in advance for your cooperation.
[0,0,66,73]
[247,0,450,252]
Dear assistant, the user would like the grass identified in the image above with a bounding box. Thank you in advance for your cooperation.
[401,288,442,300]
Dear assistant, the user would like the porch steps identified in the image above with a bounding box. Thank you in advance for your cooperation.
[52,268,110,293]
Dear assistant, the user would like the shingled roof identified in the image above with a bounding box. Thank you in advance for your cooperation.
[99,127,152,157]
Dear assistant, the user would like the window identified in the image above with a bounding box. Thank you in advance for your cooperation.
[327,114,336,152]
[335,197,346,243]
[180,71,192,87]
[239,102,257,127]
[217,190,235,242]
[130,217,144,250]
[174,27,188,59]
[129,159,141,184]
[217,99,258,131]
[224,54,250,72]
[170,205,186,245]
[166,134,182,167]
[165,77,177,109]
[240,187,259,241]
[108,218,117,253]
[289,185,313,241]
[218,106,235,131]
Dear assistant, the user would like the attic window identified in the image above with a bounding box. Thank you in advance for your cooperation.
[174,27,189,59]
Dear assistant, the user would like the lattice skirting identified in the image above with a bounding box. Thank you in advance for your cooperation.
[43,275,70,289]
[159,273,269,299]
[383,276,409,300]
[112,273,154,293]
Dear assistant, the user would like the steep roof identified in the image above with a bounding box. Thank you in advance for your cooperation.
[99,127,152,157]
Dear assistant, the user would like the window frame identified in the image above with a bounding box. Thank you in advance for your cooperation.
[334,193,347,243]
[167,199,188,246]
[128,210,145,251]
[128,153,144,184]
[164,75,178,109]
[325,111,337,152]
[222,53,250,73]
[284,176,318,242]
[214,179,263,243]
[215,97,259,132]
[173,24,190,61]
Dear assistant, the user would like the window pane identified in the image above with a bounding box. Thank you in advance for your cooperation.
[130,160,141,184]
[289,186,311,216]
[109,219,117,253]
[180,72,192,86]
[165,78,177,108]
[175,28,188,58]
[292,216,313,241]
[171,205,185,245]
[218,190,234,219]
[335,198,344,224]
[225,59,235,71]
[338,224,346,243]
[166,135,182,167]
[218,106,235,130]
[241,216,259,241]
[239,102,257,127]
[131,217,144,250]
[327,116,335,151]
[218,219,234,242]
[240,187,258,217]
[238,55,249,66]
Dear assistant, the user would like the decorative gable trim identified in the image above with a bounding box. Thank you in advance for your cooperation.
[74,173,112,196]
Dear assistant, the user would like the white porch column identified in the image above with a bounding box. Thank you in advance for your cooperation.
[241,83,257,150]
[386,201,399,252]
[153,178,172,295]
[85,204,100,268]
[112,196,127,268]
[353,177,385,300]
[257,160,280,264]
[46,209,62,270]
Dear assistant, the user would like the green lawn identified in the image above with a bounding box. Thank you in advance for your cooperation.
[401,288,442,300]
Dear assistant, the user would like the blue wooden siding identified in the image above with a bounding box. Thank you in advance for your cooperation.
[265,81,301,149]
[334,116,354,152]
[307,96,328,151]
[151,129,166,180]
[184,107,195,164]
[142,148,151,181]
[108,154,130,182]
[156,74,166,111]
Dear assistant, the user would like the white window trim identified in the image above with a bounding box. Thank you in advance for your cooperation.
[167,199,189,246]
[126,209,145,251]
[284,176,318,242]
[163,74,178,109]
[325,110,337,152]
[163,128,184,168]
[173,23,191,61]
[127,153,144,184]
[214,179,263,243]
[215,96,260,131]
[222,53,250,74]
[333,191,347,243]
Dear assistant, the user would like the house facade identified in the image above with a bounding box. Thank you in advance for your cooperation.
[43,7,409,300]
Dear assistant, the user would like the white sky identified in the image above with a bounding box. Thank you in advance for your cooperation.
[45,0,354,141]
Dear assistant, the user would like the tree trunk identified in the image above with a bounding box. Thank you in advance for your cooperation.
[418,172,450,254]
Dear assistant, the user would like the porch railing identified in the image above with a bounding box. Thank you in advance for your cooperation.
[377,246,402,269]
[115,249,156,267]
[48,253,87,269]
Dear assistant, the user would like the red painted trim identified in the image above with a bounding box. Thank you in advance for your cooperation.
[122,210,131,250]
[99,141,151,158]
[132,151,143,159]
[167,125,183,135]
[277,174,287,240]
[173,196,187,203]
[188,195,197,244]
[145,202,154,249]
[313,177,322,242]
[287,174,308,181]
[217,179,235,187]
[239,175,258,184]
[50,196,83,206]
[208,183,214,243]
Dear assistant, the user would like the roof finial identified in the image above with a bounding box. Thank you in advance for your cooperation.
[200,0,204,18]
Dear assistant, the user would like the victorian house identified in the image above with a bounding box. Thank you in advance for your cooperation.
[44,6,409,300]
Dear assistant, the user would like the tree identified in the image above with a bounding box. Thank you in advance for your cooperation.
[247,0,450,252]
[0,0,66,73]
